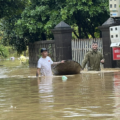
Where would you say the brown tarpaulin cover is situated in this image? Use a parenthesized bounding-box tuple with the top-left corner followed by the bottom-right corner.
(52, 60, 82, 75)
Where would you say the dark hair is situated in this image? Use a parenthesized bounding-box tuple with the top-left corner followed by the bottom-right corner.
(92, 41, 98, 44)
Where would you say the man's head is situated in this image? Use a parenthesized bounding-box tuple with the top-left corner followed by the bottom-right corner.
(41, 48, 48, 58)
(92, 42, 98, 50)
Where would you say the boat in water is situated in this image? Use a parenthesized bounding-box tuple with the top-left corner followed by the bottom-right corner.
(52, 60, 82, 75)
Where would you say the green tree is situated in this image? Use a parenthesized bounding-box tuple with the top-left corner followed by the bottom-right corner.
(47, 0, 109, 38)
(1, 0, 109, 53)
(0, 0, 29, 53)
(0, 45, 9, 58)
(15, 0, 109, 39)
(0, 0, 28, 19)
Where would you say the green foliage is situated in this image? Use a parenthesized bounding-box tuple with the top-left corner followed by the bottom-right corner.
(16, 0, 109, 40)
(1, 0, 109, 53)
(62, 0, 109, 38)
(0, 45, 9, 58)
(0, 0, 29, 53)
(0, 0, 29, 19)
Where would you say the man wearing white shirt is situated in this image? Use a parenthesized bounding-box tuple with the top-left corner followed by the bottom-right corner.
(36, 48, 64, 77)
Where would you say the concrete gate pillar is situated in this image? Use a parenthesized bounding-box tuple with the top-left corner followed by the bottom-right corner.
(52, 21, 73, 61)
(99, 18, 118, 68)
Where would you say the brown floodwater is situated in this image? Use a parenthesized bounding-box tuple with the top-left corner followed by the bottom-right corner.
(0, 60, 120, 120)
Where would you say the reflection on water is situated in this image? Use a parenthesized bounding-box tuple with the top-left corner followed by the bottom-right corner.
(38, 77, 54, 108)
(113, 73, 120, 119)
(0, 60, 120, 119)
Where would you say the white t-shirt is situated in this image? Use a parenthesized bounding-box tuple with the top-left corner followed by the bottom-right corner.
(37, 56, 53, 76)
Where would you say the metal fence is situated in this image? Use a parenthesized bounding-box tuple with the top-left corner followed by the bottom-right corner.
(72, 38, 103, 65)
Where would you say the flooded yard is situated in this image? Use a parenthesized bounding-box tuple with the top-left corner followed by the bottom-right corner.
(0, 60, 120, 120)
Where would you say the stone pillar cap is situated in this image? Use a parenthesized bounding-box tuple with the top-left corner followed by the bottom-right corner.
(98, 18, 116, 30)
(102, 18, 115, 26)
(55, 21, 71, 29)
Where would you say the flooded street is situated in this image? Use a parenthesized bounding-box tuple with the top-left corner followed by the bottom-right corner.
(0, 60, 120, 120)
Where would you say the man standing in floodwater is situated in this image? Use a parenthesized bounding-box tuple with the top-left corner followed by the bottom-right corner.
(36, 48, 64, 77)
(82, 42, 104, 71)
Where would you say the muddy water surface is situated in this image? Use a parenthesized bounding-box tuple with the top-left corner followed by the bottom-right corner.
(0, 60, 120, 120)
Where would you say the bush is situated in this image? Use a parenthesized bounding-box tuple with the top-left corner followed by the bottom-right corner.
(0, 45, 9, 58)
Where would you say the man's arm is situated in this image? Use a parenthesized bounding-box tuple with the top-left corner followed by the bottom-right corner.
(36, 68, 40, 77)
(52, 60, 64, 65)
(82, 53, 89, 69)
(100, 53, 105, 63)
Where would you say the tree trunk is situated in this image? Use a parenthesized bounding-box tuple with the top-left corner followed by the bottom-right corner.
(41, 32, 46, 40)
(82, 23, 89, 38)
(24, 51, 26, 56)
(73, 30, 79, 39)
